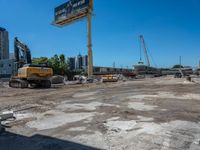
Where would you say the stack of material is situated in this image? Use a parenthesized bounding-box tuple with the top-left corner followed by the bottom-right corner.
(50, 75, 64, 84)
(0, 111, 14, 121)
(186, 76, 192, 82)
(0, 111, 14, 133)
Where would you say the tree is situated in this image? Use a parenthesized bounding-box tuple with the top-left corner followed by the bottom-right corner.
(32, 57, 48, 64)
(172, 65, 183, 69)
(48, 54, 60, 75)
(48, 54, 69, 75)
(59, 54, 69, 75)
(59, 54, 65, 63)
(32, 54, 70, 76)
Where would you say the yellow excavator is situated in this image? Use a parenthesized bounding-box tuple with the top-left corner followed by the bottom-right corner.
(9, 37, 53, 88)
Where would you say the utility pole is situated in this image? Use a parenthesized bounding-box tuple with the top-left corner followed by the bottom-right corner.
(199, 60, 200, 68)
(179, 56, 182, 68)
(113, 62, 116, 68)
(87, 0, 93, 77)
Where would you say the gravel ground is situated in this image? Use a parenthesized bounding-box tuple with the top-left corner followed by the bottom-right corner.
(0, 76, 200, 150)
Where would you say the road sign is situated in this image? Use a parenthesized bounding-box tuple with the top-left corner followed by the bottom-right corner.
(54, 0, 90, 26)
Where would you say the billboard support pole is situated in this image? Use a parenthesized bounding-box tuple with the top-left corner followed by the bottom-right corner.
(87, 0, 93, 77)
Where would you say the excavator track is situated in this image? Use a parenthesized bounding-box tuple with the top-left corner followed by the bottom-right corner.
(41, 80, 51, 88)
(9, 79, 28, 88)
(29, 80, 51, 88)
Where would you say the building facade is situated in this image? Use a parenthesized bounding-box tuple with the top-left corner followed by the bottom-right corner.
(68, 54, 88, 71)
(0, 27, 9, 60)
(9, 52, 15, 59)
(0, 59, 15, 78)
(75, 54, 83, 70)
(69, 57, 75, 70)
(82, 55, 88, 70)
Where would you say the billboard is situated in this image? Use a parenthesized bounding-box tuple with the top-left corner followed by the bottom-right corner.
(54, 0, 90, 26)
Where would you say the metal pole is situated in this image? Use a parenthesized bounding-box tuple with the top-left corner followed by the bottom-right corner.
(87, 0, 93, 77)
(179, 56, 182, 67)
(199, 60, 200, 68)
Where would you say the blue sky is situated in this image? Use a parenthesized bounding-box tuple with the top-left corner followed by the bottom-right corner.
(0, 0, 200, 68)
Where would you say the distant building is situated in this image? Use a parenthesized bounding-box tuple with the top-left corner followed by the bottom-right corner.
(75, 54, 82, 70)
(69, 57, 75, 70)
(0, 27, 9, 60)
(82, 55, 88, 70)
(0, 59, 15, 78)
(9, 52, 15, 59)
(68, 53, 88, 71)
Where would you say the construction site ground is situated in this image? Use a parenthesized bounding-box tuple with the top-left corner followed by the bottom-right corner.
(1, 76, 200, 150)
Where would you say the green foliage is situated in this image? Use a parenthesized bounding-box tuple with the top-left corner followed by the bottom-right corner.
(172, 65, 183, 69)
(32, 57, 48, 64)
(48, 54, 69, 75)
(32, 54, 70, 76)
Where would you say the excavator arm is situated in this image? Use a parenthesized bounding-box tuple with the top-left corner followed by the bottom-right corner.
(14, 37, 32, 69)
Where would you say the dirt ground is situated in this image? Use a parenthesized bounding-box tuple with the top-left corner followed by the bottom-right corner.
(1, 76, 200, 150)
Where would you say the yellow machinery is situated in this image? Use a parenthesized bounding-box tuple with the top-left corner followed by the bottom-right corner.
(9, 38, 53, 88)
(101, 74, 118, 82)
(10, 64, 53, 88)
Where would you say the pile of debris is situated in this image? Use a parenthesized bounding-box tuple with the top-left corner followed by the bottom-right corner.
(0, 80, 4, 88)
(0, 111, 15, 133)
(72, 75, 101, 84)
(50, 75, 64, 84)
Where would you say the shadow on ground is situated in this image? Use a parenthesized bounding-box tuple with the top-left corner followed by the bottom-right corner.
(0, 131, 101, 150)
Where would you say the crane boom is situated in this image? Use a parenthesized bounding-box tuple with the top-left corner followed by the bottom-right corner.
(139, 35, 150, 67)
